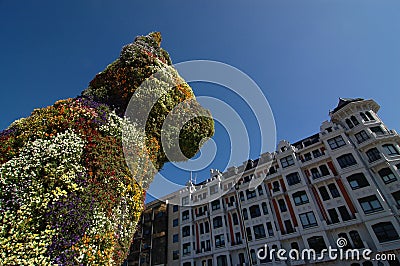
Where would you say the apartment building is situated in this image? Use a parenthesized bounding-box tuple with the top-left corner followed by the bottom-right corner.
(124, 200, 169, 266)
(127, 98, 400, 266)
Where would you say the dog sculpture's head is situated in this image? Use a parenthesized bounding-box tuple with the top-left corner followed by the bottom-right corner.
(82, 32, 214, 170)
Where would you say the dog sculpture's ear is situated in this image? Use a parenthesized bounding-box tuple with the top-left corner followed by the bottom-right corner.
(81, 32, 172, 116)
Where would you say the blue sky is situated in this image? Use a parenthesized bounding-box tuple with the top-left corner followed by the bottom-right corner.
(1, 1, 400, 199)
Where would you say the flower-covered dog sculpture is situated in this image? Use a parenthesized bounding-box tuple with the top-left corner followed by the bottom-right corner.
(0, 32, 214, 265)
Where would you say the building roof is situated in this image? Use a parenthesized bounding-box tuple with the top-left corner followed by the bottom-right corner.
(331, 97, 364, 114)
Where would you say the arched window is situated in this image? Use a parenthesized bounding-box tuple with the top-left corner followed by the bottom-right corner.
(338, 232, 351, 249)
(349, 230, 364, 248)
(346, 118, 354, 129)
(351, 115, 359, 126)
(347, 173, 370, 190)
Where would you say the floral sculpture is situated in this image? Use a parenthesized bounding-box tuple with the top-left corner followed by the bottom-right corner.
(0, 32, 214, 265)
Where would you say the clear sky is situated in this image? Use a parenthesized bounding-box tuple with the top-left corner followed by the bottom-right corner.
(1, 1, 400, 199)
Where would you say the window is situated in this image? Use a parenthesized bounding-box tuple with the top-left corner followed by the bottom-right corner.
(365, 111, 375, 120)
(262, 202, 269, 215)
(232, 213, 239, 225)
(346, 119, 354, 129)
(183, 263, 191, 266)
(291, 242, 300, 251)
(355, 130, 370, 143)
(338, 233, 351, 249)
(358, 195, 383, 214)
(278, 199, 287, 212)
(328, 208, 340, 224)
(383, 144, 399, 156)
(246, 227, 253, 241)
(182, 196, 189, 206)
(328, 183, 340, 198)
(250, 249, 257, 264)
(284, 219, 295, 233)
(378, 168, 397, 184)
(347, 173, 370, 189)
(211, 199, 221, 211)
(351, 116, 359, 126)
(360, 112, 368, 121)
(313, 149, 322, 158)
(307, 236, 327, 253)
(249, 205, 261, 218)
(349, 230, 365, 248)
(239, 191, 244, 201)
(182, 210, 190, 221)
(183, 243, 191, 256)
(213, 216, 223, 229)
(246, 189, 257, 199)
(338, 206, 352, 221)
(204, 221, 210, 233)
(173, 250, 179, 260)
(370, 126, 384, 135)
(311, 168, 321, 179)
(215, 234, 225, 248)
(319, 186, 330, 201)
(173, 205, 179, 212)
(280, 155, 295, 168)
(328, 135, 346, 149)
(200, 223, 204, 234)
(337, 153, 357, 168)
(216, 255, 228, 266)
(266, 222, 274, 236)
(243, 208, 248, 220)
(300, 211, 317, 228)
(173, 234, 179, 243)
(238, 253, 245, 265)
(258, 185, 264, 196)
(173, 218, 179, 227)
(372, 222, 399, 243)
(293, 191, 309, 206)
(210, 184, 218, 195)
(235, 232, 241, 244)
(392, 191, 400, 206)
(182, 226, 190, 237)
(286, 172, 301, 186)
(304, 152, 312, 161)
(272, 181, 280, 192)
(320, 165, 330, 176)
(366, 148, 381, 162)
(253, 224, 266, 239)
